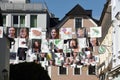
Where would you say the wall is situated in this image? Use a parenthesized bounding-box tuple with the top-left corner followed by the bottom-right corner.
(112, 0, 120, 68)
(50, 66, 98, 80)
(37, 14, 47, 30)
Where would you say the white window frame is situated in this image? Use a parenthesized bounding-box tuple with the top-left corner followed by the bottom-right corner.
(87, 64, 96, 75)
(74, 17, 83, 37)
(12, 15, 25, 27)
(74, 17, 83, 29)
(73, 65, 82, 75)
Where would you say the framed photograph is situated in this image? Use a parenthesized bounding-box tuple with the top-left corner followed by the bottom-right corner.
(60, 28, 72, 39)
(6, 27, 18, 38)
(18, 27, 29, 39)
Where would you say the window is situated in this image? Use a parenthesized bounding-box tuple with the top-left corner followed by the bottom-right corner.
(20, 15, 25, 27)
(73, 67, 81, 75)
(30, 15, 37, 28)
(13, 15, 18, 27)
(75, 17, 82, 34)
(88, 64, 96, 75)
(58, 66, 67, 75)
(3, 15, 6, 26)
(75, 17, 82, 29)
(13, 15, 25, 27)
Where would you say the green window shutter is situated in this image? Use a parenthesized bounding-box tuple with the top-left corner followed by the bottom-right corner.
(30, 15, 37, 28)
(20, 15, 25, 27)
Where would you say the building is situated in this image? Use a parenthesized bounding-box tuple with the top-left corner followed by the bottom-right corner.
(0, 0, 51, 31)
(107, 0, 120, 80)
(47, 4, 100, 80)
(97, 0, 112, 80)
(1, 0, 112, 80)
(111, 0, 120, 68)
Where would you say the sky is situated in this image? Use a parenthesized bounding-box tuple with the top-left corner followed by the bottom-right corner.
(31, 0, 106, 20)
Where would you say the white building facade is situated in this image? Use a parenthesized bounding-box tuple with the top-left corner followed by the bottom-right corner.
(0, 0, 50, 31)
(112, 0, 120, 68)
(108, 0, 120, 80)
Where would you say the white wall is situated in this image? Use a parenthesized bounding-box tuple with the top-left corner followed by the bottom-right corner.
(37, 14, 47, 30)
(6, 14, 12, 27)
(25, 14, 30, 28)
(112, 0, 120, 68)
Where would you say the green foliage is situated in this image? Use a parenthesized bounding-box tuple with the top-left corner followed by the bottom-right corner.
(10, 62, 51, 80)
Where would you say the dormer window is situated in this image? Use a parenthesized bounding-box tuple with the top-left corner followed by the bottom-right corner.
(74, 17, 82, 32)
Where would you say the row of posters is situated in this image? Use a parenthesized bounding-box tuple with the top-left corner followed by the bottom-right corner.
(0, 26, 101, 39)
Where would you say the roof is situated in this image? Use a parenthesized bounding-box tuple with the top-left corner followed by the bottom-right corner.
(66, 4, 91, 17)
(50, 18, 60, 28)
(0, 2, 48, 12)
(99, 1, 111, 26)
(55, 4, 98, 29)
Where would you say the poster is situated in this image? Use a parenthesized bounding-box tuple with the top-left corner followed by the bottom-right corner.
(30, 28, 42, 39)
(0, 27, 3, 38)
(60, 28, 72, 39)
(90, 27, 101, 38)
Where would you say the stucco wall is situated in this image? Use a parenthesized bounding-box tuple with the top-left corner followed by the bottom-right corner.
(50, 66, 98, 80)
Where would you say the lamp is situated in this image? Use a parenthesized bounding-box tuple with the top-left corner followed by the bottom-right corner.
(2, 69, 8, 80)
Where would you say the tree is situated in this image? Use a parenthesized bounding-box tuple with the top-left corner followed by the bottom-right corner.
(10, 62, 51, 80)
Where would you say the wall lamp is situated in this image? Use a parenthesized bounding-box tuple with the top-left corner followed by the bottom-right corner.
(115, 11, 120, 20)
(112, 12, 120, 27)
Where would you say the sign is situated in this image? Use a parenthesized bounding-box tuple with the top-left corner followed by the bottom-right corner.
(90, 27, 101, 38)
(98, 46, 106, 54)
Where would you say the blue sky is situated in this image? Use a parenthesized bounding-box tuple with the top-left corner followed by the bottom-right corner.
(31, 0, 106, 20)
